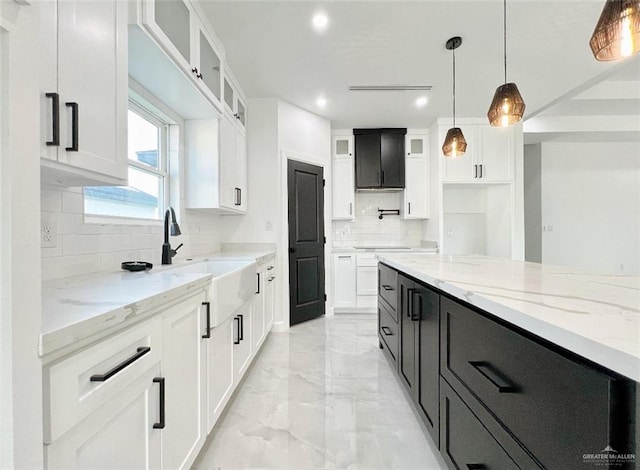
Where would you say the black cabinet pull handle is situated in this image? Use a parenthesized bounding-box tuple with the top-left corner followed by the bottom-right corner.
(202, 301, 211, 339)
(152, 377, 165, 429)
(45, 92, 60, 146)
(197, 73, 203, 80)
(466, 465, 486, 470)
(233, 316, 241, 344)
(267, 266, 274, 271)
(268, 276, 274, 282)
(381, 326, 392, 336)
(65, 102, 79, 152)
(406, 288, 417, 318)
(90, 346, 151, 382)
(408, 202, 411, 215)
(234, 187, 241, 206)
(238, 314, 244, 341)
(381, 284, 393, 291)
(256, 272, 260, 294)
(410, 290, 421, 321)
(191, 67, 198, 75)
(479, 164, 483, 178)
(469, 361, 517, 393)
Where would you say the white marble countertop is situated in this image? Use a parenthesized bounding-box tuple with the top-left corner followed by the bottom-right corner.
(40, 250, 276, 358)
(333, 246, 438, 254)
(378, 254, 640, 382)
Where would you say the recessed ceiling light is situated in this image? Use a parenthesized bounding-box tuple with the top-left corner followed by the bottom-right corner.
(416, 96, 428, 108)
(316, 97, 327, 107)
(312, 12, 329, 31)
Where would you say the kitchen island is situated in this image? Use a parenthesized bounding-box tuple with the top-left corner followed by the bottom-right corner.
(376, 254, 638, 470)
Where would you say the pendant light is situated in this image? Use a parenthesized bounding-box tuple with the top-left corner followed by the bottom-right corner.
(487, 0, 525, 127)
(590, 0, 640, 61)
(442, 36, 467, 158)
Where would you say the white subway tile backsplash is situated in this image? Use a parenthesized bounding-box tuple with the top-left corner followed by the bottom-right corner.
(333, 192, 422, 247)
(42, 186, 223, 280)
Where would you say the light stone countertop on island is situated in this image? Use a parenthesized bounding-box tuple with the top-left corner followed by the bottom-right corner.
(377, 254, 640, 382)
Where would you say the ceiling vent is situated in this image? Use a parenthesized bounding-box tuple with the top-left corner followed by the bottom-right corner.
(349, 85, 433, 91)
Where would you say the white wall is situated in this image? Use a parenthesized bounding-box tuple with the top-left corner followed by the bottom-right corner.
(1, 3, 44, 467)
(541, 141, 640, 275)
(524, 143, 542, 262)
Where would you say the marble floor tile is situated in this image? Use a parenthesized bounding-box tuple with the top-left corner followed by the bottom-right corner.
(193, 314, 447, 470)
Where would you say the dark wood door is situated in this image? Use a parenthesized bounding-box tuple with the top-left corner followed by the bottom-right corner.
(399, 275, 417, 394)
(287, 160, 325, 326)
(416, 283, 440, 445)
(354, 133, 381, 188)
(380, 132, 404, 188)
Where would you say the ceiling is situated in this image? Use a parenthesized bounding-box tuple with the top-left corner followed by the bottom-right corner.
(199, 1, 640, 132)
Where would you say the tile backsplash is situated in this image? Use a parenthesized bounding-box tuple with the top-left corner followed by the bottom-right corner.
(333, 192, 422, 247)
(41, 186, 222, 281)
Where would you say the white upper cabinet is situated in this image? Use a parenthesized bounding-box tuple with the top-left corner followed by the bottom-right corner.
(332, 158, 355, 220)
(333, 135, 354, 158)
(40, 0, 128, 186)
(139, 0, 224, 111)
(403, 134, 430, 219)
(441, 124, 514, 183)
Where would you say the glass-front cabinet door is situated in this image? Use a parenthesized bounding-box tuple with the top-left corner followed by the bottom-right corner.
(195, 22, 222, 105)
(223, 78, 234, 114)
(332, 135, 353, 158)
(148, 0, 192, 69)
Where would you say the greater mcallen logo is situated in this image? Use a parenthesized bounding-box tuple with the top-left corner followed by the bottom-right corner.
(583, 446, 636, 466)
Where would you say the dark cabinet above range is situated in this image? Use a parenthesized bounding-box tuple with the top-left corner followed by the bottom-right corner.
(354, 128, 406, 189)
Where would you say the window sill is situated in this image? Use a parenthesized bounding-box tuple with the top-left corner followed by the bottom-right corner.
(84, 214, 163, 227)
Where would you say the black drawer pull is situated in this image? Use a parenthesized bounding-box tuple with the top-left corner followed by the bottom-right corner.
(469, 361, 517, 393)
(152, 377, 165, 429)
(267, 266, 274, 271)
(466, 465, 486, 470)
(256, 272, 260, 294)
(381, 284, 394, 291)
(381, 326, 392, 336)
(90, 346, 151, 382)
(238, 314, 244, 341)
(202, 301, 211, 339)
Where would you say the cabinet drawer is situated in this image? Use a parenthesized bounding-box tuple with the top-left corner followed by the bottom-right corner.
(378, 301, 398, 363)
(378, 263, 398, 315)
(440, 379, 519, 470)
(440, 298, 636, 469)
(44, 318, 163, 443)
(356, 253, 378, 267)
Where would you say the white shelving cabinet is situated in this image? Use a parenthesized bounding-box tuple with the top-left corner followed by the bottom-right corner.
(403, 134, 430, 219)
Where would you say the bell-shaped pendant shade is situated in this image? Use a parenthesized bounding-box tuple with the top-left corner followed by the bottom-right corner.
(487, 82, 526, 127)
(442, 127, 467, 158)
(590, 0, 640, 61)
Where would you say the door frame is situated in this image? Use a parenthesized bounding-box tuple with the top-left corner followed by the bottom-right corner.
(278, 149, 332, 330)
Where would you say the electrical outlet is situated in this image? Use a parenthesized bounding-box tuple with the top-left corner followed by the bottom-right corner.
(41, 218, 57, 248)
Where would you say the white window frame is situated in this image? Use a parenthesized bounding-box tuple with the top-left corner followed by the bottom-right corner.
(84, 98, 170, 224)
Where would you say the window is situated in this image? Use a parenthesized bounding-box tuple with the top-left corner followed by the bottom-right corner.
(84, 101, 169, 221)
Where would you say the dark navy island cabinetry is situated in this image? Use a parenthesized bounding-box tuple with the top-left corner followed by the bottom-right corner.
(378, 262, 637, 470)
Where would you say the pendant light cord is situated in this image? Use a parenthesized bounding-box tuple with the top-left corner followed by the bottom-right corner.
(452, 45, 456, 128)
(503, 0, 507, 84)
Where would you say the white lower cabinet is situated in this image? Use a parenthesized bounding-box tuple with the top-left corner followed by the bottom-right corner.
(334, 254, 357, 308)
(252, 269, 266, 353)
(205, 313, 234, 431)
(161, 300, 206, 470)
(45, 363, 162, 469)
(264, 266, 276, 332)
